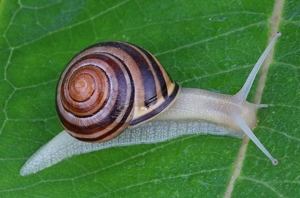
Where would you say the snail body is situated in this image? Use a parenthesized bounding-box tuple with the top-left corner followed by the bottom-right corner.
(20, 33, 281, 176)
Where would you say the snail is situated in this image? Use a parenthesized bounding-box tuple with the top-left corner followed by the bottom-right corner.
(20, 32, 281, 176)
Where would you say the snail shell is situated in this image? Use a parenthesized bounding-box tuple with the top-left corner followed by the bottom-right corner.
(56, 41, 179, 142)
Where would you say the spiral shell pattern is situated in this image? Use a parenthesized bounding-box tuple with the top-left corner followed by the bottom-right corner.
(56, 41, 180, 142)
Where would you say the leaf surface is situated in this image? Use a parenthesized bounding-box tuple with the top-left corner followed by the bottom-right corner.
(0, 0, 297, 197)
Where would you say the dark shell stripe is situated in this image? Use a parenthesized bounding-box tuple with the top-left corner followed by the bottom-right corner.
(133, 44, 169, 99)
(57, 53, 135, 139)
(60, 56, 110, 117)
(97, 41, 179, 126)
(98, 41, 158, 106)
(130, 83, 180, 126)
(76, 53, 136, 141)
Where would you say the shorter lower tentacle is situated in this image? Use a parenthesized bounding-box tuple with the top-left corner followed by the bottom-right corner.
(232, 113, 278, 165)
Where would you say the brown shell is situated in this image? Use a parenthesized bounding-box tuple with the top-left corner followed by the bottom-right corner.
(56, 41, 180, 142)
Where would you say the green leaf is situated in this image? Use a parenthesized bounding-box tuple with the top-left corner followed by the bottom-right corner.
(0, 0, 297, 197)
